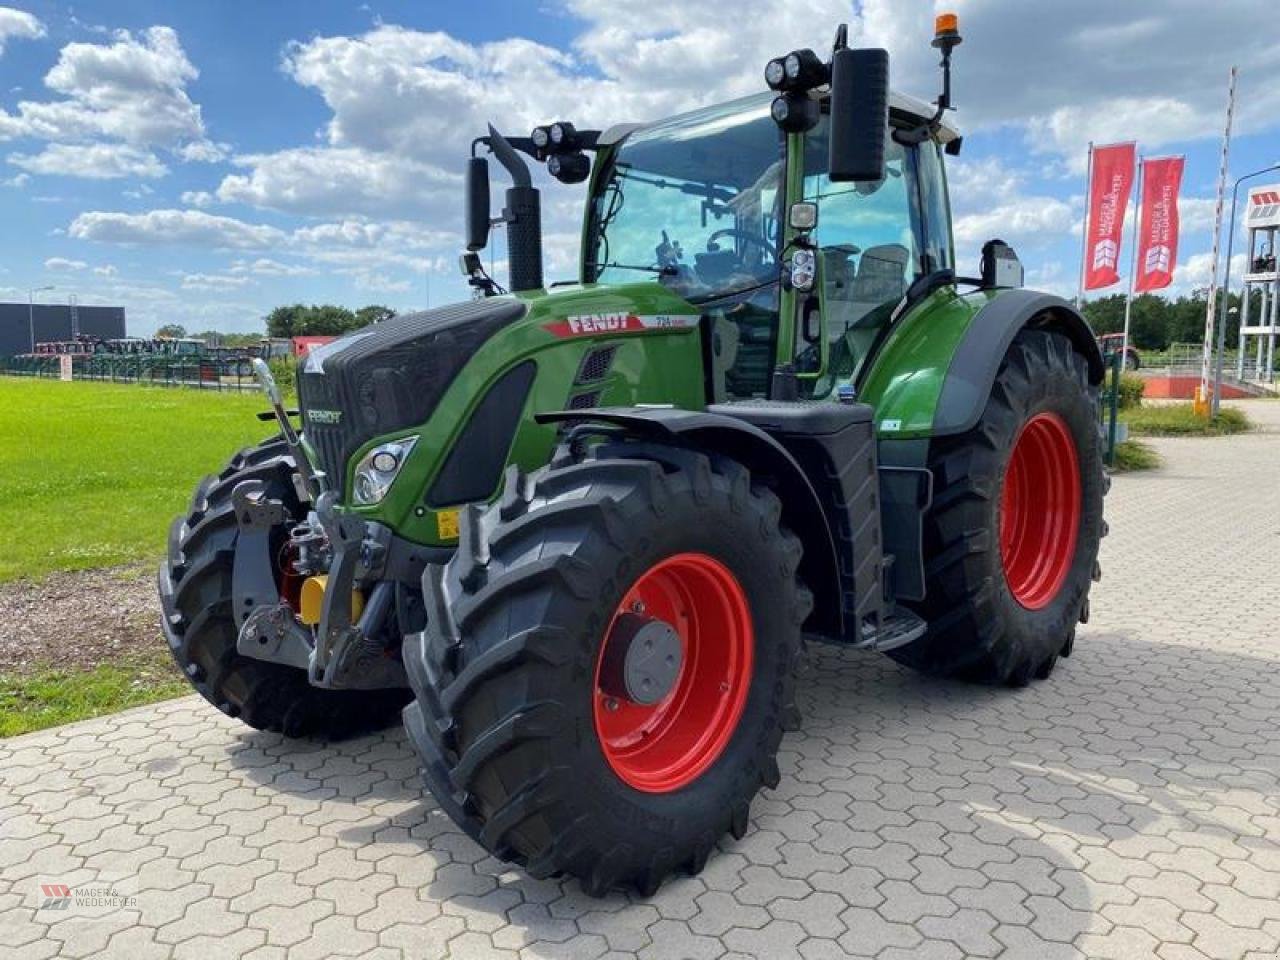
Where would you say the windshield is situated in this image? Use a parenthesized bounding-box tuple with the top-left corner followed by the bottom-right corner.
(588, 95, 784, 302)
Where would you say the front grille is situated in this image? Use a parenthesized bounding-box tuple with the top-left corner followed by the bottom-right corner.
(297, 298, 527, 496)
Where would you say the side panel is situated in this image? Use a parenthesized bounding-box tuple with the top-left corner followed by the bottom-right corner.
(351, 282, 707, 547)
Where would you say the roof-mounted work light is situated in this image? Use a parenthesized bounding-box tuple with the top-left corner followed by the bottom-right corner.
(783, 48, 827, 88)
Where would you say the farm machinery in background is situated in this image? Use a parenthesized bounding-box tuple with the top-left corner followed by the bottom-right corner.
(160, 14, 1108, 895)
(10, 333, 335, 381)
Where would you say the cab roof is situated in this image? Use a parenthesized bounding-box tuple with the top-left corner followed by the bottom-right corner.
(600, 89, 961, 149)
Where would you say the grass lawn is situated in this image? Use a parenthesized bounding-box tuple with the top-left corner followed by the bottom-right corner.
(0, 378, 272, 583)
(1110, 440, 1161, 472)
(0, 650, 189, 738)
(1122, 403, 1250, 437)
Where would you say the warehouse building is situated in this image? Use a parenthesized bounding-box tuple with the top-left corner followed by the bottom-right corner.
(0, 302, 127, 356)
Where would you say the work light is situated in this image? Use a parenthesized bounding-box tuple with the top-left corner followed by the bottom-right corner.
(548, 151, 590, 183)
(530, 126, 550, 150)
(764, 58, 787, 90)
(783, 48, 827, 87)
(549, 122, 576, 147)
(770, 93, 819, 133)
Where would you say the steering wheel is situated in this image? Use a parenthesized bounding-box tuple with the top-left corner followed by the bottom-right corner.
(706, 228, 776, 264)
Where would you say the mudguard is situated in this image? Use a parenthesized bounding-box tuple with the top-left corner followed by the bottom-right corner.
(536, 406, 848, 639)
(933, 289, 1104, 437)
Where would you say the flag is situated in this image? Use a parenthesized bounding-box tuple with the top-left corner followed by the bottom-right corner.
(1134, 156, 1184, 292)
(1084, 142, 1136, 290)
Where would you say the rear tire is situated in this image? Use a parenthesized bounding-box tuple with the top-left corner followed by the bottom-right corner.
(403, 444, 810, 896)
(158, 438, 408, 738)
(889, 329, 1106, 685)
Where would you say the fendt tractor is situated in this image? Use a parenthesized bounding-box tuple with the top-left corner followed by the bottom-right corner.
(160, 15, 1106, 895)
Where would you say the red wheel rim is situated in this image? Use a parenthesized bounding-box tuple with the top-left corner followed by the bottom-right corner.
(593, 552, 753, 793)
(999, 412, 1082, 610)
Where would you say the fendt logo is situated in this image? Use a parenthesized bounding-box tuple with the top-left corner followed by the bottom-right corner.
(542, 313, 699, 338)
(40, 884, 72, 910)
(1143, 245, 1172, 275)
(1092, 239, 1119, 272)
(305, 408, 342, 425)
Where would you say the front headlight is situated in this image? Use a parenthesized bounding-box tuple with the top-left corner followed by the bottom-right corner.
(352, 437, 418, 505)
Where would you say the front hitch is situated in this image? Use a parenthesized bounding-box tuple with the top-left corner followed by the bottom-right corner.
(229, 480, 407, 691)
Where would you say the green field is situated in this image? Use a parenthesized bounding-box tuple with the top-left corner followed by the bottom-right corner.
(0, 378, 273, 583)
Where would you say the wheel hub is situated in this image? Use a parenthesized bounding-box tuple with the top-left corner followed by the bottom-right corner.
(599, 613, 684, 706)
(999, 411, 1082, 610)
(592, 552, 753, 793)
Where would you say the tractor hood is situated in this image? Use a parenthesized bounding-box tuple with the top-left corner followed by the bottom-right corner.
(297, 297, 528, 494)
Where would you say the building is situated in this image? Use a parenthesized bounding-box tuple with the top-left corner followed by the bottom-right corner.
(0, 302, 127, 357)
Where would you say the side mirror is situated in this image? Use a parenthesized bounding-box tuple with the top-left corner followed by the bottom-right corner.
(465, 156, 491, 252)
(828, 47, 889, 183)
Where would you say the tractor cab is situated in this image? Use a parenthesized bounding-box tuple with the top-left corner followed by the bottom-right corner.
(579, 88, 960, 400)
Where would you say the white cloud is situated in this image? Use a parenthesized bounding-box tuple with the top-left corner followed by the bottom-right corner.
(44, 256, 87, 271)
(180, 189, 214, 207)
(947, 155, 1077, 271)
(229, 257, 317, 277)
(217, 145, 458, 219)
(2, 170, 27, 187)
(9, 141, 168, 179)
(180, 271, 250, 291)
(92, 264, 117, 276)
(69, 208, 287, 249)
(0, 7, 44, 57)
(0, 26, 223, 180)
(175, 139, 229, 163)
(350, 270, 412, 294)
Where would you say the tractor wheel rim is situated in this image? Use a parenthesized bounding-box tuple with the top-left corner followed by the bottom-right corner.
(593, 552, 753, 793)
(999, 412, 1082, 610)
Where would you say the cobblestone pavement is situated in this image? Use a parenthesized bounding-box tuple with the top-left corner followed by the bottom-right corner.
(3, 401, 1279, 960)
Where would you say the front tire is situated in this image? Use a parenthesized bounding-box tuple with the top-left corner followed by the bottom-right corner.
(158, 438, 408, 738)
(889, 329, 1106, 686)
(403, 444, 810, 896)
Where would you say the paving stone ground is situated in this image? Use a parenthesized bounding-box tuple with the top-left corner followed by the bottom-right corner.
(3, 401, 1279, 960)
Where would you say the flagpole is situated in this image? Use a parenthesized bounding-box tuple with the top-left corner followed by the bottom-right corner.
(1121, 156, 1144, 365)
(1077, 141, 1094, 308)
(1198, 65, 1237, 414)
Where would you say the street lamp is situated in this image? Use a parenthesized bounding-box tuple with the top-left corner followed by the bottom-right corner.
(28, 285, 54, 353)
(1212, 161, 1280, 414)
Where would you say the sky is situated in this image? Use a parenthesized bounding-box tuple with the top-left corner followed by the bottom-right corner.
(0, 0, 1277, 336)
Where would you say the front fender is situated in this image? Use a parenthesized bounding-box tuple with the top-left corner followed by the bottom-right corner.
(536, 406, 846, 639)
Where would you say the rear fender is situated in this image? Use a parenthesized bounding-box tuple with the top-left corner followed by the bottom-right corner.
(536, 407, 845, 638)
(933, 289, 1104, 437)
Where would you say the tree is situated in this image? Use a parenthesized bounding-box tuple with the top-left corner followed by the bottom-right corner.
(266, 304, 305, 338)
(155, 323, 187, 338)
(302, 304, 359, 335)
(356, 304, 396, 327)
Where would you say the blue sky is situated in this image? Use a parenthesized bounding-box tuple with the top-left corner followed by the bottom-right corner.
(1, 1, 1277, 335)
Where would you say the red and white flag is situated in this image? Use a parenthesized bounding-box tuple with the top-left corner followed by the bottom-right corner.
(1134, 156, 1184, 292)
(1084, 142, 1137, 290)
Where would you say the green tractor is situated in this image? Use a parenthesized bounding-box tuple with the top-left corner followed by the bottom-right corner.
(159, 17, 1105, 896)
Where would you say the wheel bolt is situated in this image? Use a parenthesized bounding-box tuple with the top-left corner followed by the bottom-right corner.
(604, 696, 620, 712)
(631, 600, 646, 614)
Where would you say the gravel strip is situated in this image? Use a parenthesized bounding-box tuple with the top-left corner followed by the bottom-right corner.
(0, 565, 163, 675)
